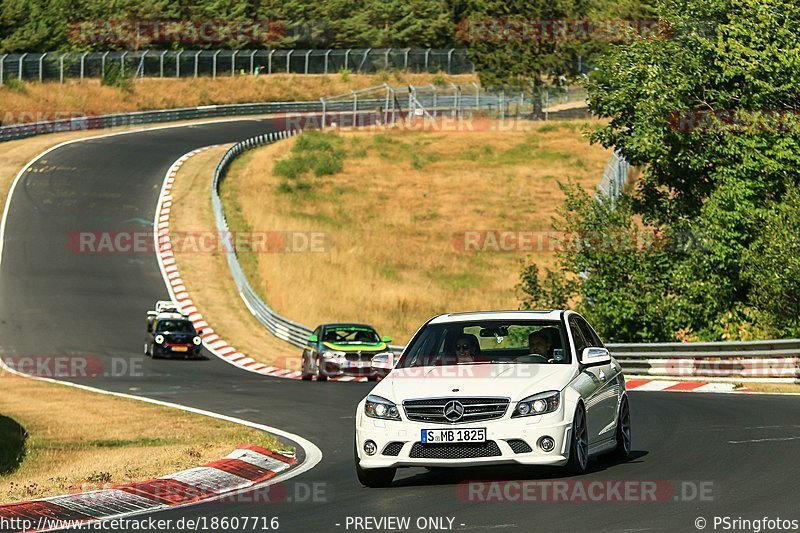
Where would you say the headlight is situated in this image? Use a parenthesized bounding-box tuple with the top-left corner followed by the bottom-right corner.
(193, 336, 202, 345)
(512, 390, 560, 418)
(323, 350, 346, 359)
(364, 394, 400, 420)
(154, 334, 165, 344)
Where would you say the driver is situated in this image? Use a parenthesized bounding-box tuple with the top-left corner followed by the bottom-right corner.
(528, 330, 551, 357)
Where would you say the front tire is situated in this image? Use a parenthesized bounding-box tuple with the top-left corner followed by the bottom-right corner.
(316, 357, 328, 382)
(610, 395, 632, 460)
(300, 354, 313, 380)
(565, 403, 589, 475)
(354, 443, 395, 488)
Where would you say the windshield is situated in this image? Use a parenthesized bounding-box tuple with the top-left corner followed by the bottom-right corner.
(156, 320, 195, 333)
(322, 326, 381, 344)
(397, 319, 569, 367)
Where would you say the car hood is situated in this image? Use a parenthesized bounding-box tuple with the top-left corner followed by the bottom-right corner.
(374, 363, 577, 402)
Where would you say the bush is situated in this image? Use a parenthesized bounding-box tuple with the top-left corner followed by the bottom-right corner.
(101, 62, 133, 91)
(3, 75, 26, 93)
(273, 131, 345, 186)
(339, 68, 351, 83)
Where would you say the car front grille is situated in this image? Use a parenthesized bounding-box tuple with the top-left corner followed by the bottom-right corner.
(382, 442, 404, 456)
(403, 397, 509, 424)
(345, 351, 381, 361)
(506, 439, 532, 454)
(409, 441, 502, 459)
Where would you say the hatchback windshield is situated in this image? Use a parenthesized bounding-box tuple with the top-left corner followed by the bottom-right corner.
(397, 320, 569, 367)
(156, 320, 195, 333)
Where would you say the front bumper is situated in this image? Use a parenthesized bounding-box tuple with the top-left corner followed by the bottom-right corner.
(321, 357, 377, 378)
(355, 407, 572, 469)
(158, 344, 202, 357)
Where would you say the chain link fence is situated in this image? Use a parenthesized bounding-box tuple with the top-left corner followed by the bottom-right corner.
(0, 49, 474, 84)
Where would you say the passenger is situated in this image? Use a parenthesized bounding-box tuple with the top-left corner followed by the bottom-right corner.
(454, 334, 480, 363)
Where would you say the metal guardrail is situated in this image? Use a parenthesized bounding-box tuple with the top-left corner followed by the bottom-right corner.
(0, 49, 474, 84)
(0, 83, 515, 144)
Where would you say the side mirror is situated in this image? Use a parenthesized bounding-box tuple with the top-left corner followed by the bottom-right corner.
(581, 347, 611, 366)
(199, 329, 206, 336)
(308, 334, 318, 343)
(381, 336, 392, 343)
(371, 352, 395, 377)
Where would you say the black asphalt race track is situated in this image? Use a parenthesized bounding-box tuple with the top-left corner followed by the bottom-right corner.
(0, 120, 797, 532)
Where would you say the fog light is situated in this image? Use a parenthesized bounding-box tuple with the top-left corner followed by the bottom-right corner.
(539, 436, 555, 452)
(363, 440, 377, 456)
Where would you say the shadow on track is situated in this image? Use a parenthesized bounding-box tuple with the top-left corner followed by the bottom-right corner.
(391, 450, 649, 488)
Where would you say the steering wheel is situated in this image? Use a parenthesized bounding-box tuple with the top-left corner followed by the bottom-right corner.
(515, 353, 550, 363)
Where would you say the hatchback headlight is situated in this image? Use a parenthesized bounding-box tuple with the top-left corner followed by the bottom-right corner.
(364, 394, 400, 420)
(512, 390, 560, 418)
(323, 350, 346, 359)
(154, 334, 165, 345)
(193, 336, 202, 345)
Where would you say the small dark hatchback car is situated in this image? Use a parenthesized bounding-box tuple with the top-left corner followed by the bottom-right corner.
(145, 305, 203, 359)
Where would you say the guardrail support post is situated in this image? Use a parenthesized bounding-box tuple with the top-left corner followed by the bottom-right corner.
(352, 90, 357, 128)
(321, 98, 327, 129)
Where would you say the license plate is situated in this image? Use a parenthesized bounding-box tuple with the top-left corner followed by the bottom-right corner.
(171, 346, 188, 352)
(421, 428, 486, 444)
(345, 360, 370, 368)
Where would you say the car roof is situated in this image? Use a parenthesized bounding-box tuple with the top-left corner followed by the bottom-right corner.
(428, 310, 564, 324)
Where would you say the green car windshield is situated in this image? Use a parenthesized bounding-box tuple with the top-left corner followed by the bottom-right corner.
(322, 327, 381, 344)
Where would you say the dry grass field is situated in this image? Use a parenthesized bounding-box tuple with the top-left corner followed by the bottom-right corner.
(0, 73, 476, 125)
(221, 120, 612, 343)
(0, 374, 281, 503)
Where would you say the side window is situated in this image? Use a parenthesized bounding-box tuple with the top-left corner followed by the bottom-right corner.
(568, 316, 588, 356)
(577, 318, 603, 348)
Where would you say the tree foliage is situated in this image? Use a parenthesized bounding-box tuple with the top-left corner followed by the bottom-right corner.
(522, 0, 800, 341)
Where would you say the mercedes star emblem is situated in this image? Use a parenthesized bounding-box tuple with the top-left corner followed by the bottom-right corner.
(443, 400, 465, 422)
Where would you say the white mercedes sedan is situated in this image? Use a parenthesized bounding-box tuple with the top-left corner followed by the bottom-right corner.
(354, 310, 631, 487)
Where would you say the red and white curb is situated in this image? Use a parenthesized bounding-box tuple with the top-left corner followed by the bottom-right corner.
(154, 147, 369, 382)
(625, 378, 752, 393)
(0, 445, 295, 533)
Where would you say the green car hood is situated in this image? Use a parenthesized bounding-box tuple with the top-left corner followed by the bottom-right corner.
(323, 341, 387, 352)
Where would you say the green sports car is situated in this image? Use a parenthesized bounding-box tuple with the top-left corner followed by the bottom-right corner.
(301, 323, 393, 381)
